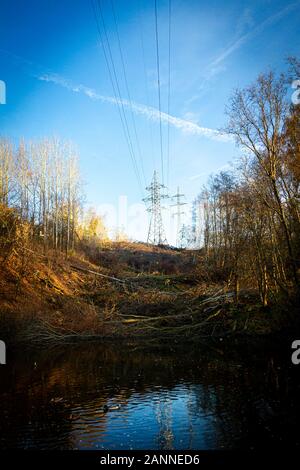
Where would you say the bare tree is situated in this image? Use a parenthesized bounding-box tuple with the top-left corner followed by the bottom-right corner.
(226, 71, 299, 288)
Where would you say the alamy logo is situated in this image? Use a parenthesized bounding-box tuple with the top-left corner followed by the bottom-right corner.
(0, 340, 6, 364)
(0, 80, 6, 104)
(291, 340, 300, 365)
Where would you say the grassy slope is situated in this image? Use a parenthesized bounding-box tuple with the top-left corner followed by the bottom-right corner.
(0, 241, 292, 343)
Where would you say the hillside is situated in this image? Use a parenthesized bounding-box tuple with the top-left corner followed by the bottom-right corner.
(1, 232, 294, 344)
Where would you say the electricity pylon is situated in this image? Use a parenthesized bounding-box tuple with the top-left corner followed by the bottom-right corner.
(143, 171, 168, 245)
(171, 186, 187, 247)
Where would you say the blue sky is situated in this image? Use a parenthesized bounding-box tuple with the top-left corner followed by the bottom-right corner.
(0, 0, 299, 241)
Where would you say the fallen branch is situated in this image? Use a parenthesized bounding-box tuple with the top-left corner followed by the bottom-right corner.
(70, 264, 180, 296)
(70, 264, 126, 284)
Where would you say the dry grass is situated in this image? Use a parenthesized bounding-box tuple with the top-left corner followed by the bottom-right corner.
(0, 213, 283, 344)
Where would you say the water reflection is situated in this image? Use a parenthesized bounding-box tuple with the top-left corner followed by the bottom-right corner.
(0, 340, 299, 449)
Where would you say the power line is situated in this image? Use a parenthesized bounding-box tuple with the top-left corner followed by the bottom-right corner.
(138, 1, 155, 173)
(91, 0, 144, 197)
(96, 0, 143, 191)
(92, 0, 141, 188)
(154, 0, 164, 186)
(110, 0, 146, 186)
(166, 0, 172, 188)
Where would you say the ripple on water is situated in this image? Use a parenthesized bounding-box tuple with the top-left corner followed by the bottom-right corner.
(0, 342, 299, 449)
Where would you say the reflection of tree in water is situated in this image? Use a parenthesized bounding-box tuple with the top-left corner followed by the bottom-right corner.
(182, 353, 300, 449)
(154, 395, 173, 449)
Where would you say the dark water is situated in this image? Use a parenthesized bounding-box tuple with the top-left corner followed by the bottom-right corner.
(0, 339, 300, 450)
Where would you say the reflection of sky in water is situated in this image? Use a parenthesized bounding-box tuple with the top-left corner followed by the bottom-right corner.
(1, 342, 299, 450)
(70, 385, 217, 450)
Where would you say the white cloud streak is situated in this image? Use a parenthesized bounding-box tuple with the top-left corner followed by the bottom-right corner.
(189, 163, 231, 181)
(38, 73, 232, 143)
(207, 1, 300, 73)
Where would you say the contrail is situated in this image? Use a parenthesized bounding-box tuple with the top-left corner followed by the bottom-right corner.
(38, 73, 231, 143)
(207, 1, 300, 74)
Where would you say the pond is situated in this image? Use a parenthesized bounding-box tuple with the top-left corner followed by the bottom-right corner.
(0, 339, 299, 449)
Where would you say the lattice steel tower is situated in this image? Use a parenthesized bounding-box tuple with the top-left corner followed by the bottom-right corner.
(143, 171, 168, 245)
(171, 186, 187, 247)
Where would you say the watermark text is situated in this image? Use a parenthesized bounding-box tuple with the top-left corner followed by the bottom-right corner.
(291, 340, 300, 365)
(0, 340, 6, 364)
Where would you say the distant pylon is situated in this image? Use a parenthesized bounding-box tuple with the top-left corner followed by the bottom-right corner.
(143, 171, 168, 245)
(171, 186, 187, 247)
